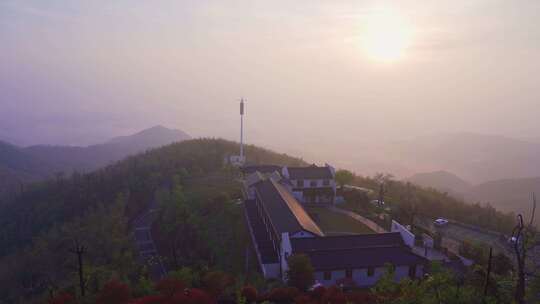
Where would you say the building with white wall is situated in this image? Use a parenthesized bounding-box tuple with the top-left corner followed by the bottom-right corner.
(283, 233, 426, 287)
(242, 163, 337, 205)
(243, 171, 428, 287)
(282, 164, 337, 204)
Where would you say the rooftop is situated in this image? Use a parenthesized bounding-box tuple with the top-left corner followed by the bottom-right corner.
(291, 233, 427, 270)
(254, 179, 324, 237)
(291, 232, 404, 252)
(287, 165, 333, 180)
(243, 165, 282, 175)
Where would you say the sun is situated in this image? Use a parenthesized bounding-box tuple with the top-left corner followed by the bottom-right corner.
(360, 7, 413, 62)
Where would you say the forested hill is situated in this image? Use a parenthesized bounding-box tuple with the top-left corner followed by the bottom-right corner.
(0, 138, 304, 302)
(0, 126, 190, 196)
(0, 138, 517, 302)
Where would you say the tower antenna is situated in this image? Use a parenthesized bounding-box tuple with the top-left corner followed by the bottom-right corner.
(240, 98, 245, 160)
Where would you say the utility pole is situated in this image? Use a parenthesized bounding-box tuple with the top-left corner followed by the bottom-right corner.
(512, 193, 537, 304)
(483, 247, 493, 299)
(513, 215, 525, 304)
(70, 239, 86, 298)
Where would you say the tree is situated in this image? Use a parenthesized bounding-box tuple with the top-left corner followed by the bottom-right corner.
(201, 271, 234, 298)
(169, 267, 199, 287)
(512, 193, 537, 304)
(286, 254, 314, 291)
(48, 292, 77, 304)
(96, 280, 131, 304)
(241, 285, 257, 303)
(373, 173, 393, 207)
(155, 277, 186, 298)
(335, 170, 354, 189)
(492, 252, 513, 276)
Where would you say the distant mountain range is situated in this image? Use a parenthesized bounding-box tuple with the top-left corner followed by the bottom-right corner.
(407, 170, 540, 225)
(358, 133, 540, 183)
(0, 126, 190, 194)
(407, 171, 471, 196)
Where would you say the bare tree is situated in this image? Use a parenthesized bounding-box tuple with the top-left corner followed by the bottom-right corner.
(69, 239, 86, 298)
(512, 193, 537, 304)
(373, 173, 393, 206)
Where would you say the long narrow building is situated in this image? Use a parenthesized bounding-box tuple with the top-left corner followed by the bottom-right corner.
(243, 167, 427, 287)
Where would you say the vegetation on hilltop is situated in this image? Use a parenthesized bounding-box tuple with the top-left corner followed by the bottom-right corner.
(0, 138, 303, 302)
(0, 138, 535, 302)
(337, 169, 516, 234)
(0, 126, 191, 197)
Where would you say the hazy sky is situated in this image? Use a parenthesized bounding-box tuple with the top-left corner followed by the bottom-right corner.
(1, 0, 540, 151)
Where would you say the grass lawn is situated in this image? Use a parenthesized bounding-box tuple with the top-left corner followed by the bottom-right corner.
(306, 207, 375, 235)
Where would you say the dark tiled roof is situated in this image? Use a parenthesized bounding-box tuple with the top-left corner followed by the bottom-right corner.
(300, 246, 427, 270)
(291, 233, 427, 270)
(287, 165, 333, 180)
(291, 233, 405, 252)
(255, 179, 323, 237)
(245, 200, 279, 264)
(243, 165, 282, 175)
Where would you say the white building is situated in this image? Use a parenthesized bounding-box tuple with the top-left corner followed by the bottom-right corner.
(243, 172, 427, 287)
(242, 164, 337, 205)
(282, 164, 337, 205)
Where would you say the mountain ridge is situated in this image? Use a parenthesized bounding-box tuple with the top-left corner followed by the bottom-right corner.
(0, 126, 191, 194)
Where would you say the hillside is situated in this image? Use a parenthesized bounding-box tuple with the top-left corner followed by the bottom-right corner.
(352, 133, 540, 183)
(0, 138, 305, 302)
(0, 126, 190, 195)
(405, 171, 540, 226)
(465, 177, 540, 225)
(0, 141, 53, 193)
(406, 170, 471, 194)
(0, 138, 521, 302)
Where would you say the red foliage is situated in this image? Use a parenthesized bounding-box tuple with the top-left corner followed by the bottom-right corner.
(155, 278, 186, 297)
(315, 286, 345, 304)
(201, 271, 234, 298)
(172, 288, 214, 304)
(310, 286, 326, 300)
(241, 285, 258, 303)
(257, 285, 376, 304)
(294, 294, 313, 304)
(267, 287, 300, 303)
(130, 288, 214, 304)
(345, 291, 376, 304)
(129, 295, 165, 304)
(96, 279, 131, 304)
(48, 292, 77, 304)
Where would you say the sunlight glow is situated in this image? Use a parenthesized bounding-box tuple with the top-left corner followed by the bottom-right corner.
(360, 7, 413, 62)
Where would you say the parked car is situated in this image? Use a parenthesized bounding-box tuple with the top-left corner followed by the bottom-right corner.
(370, 199, 385, 206)
(434, 218, 449, 226)
(508, 236, 520, 244)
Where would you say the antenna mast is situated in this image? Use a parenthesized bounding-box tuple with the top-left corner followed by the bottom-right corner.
(240, 98, 245, 160)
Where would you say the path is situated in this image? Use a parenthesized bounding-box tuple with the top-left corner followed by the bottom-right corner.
(415, 216, 512, 257)
(133, 200, 167, 280)
(326, 205, 388, 233)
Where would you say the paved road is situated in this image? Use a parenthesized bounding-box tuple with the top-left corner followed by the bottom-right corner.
(133, 200, 167, 280)
(415, 217, 512, 257)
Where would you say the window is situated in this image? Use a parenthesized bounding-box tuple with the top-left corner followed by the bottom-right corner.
(346, 269, 353, 278)
(310, 180, 317, 187)
(323, 271, 332, 280)
(297, 179, 304, 187)
(409, 265, 417, 278)
(323, 179, 330, 186)
(367, 267, 374, 277)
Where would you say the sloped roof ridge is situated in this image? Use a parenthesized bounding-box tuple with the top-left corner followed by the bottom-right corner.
(270, 179, 324, 236)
